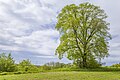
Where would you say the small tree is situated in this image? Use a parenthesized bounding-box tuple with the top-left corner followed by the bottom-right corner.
(18, 59, 33, 72)
(55, 2, 111, 68)
(0, 53, 17, 72)
(111, 63, 120, 68)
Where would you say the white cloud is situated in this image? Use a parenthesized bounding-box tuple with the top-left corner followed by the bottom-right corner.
(0, 0, 60, 56)
(14, 29, 59, 55)
(36, 55, 56, 59)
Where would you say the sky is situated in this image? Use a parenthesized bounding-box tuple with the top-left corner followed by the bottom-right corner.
(0, 0, 120, 66)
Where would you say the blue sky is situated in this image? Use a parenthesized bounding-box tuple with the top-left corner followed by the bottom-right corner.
(0, 0, 120, 66)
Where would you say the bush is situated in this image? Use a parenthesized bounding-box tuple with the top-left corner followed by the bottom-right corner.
(0, 53, 17, 72)
(14, 71, 23, 74)
(111, 63, 120, 68)
(0, 72, 8, 75)
(41, 65, 52, 70)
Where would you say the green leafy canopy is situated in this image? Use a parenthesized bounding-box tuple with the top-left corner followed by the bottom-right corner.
(55, 2, 111, 68)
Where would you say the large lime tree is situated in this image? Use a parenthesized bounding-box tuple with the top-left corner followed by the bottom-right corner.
(55, 2, 111, 68)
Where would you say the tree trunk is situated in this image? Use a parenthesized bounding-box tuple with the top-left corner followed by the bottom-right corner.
(82, 54, 87, 68)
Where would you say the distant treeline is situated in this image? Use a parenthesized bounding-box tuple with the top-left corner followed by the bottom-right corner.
(0, 53, 73, 73)
(0, 53, 120, 74)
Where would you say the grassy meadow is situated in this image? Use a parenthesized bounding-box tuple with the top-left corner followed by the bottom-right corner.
(0, 72, 120, 80)
(0, 53, 120, 80)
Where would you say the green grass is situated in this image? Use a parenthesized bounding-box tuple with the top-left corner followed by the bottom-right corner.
(0, 72, 120, 80)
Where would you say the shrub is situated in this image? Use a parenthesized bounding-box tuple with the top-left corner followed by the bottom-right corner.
(0, 72, 8, 75)
(0, 53, 17, 72)
(14, 71, 23, 74)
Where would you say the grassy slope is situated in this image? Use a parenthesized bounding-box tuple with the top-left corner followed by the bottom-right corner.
(0, 72, 120, 80)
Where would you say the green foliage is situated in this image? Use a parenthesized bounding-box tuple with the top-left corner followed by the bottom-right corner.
(19, 59, 31, 67)
(0, 72, 8, 75)
(44, 62, 70, 69)
(18, 59, 38, 72)
(0, 53, 17, 72)
(111, 63, 120, 68)
(55, 2, 111, 68)
(14, 71, 23, 74)
(42, 62, 74, 71)
(27, 65, 39, 72)
(41, 65, 52, 70)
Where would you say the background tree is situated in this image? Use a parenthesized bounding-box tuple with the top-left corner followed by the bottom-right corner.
(0, 53, 17, 72)
(111, 63, 120, 68)
(55, 2, 111, 68)
(18, 59, 32, 72)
